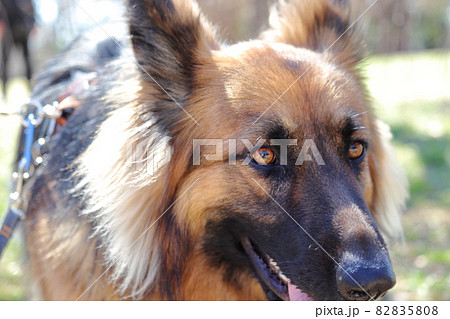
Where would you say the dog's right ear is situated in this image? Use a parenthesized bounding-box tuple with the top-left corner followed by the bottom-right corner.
(127, 0, 219, 109)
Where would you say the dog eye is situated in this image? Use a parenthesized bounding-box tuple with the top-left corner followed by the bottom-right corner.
(348, 142, 365, 160)
(251, 148, 276, 165)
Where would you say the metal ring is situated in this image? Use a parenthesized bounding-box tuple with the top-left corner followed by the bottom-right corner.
(20, 99, 44, 127)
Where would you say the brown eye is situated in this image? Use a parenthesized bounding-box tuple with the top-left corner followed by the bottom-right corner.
(252, 148, 276, 165)
(348, 142, 365, 160)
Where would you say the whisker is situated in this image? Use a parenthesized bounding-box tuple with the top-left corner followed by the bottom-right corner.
(350, 111, 369, 119)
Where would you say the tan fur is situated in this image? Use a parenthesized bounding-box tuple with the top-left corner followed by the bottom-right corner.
(180, 249, 266, 300)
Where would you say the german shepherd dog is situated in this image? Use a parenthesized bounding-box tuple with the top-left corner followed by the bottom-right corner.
(23, 0, 408, 300)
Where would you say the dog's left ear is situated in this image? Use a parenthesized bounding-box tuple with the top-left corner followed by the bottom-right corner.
(261, 0, 363, 73)
(369, 120, 408, 243)
(127, 0, 219, 109)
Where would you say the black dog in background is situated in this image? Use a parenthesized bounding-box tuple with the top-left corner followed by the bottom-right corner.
(0, 0, 34, 95)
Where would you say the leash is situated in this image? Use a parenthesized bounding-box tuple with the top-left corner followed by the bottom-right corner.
(0, 100, 61, 257)
(0, 72, 95, 258)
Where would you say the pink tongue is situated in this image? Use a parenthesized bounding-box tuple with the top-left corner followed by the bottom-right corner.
(288, 282, 314, 301)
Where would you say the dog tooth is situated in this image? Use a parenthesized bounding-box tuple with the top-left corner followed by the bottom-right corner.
(279, 273, 289, 282)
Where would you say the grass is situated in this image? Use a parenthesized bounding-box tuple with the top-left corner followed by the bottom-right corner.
(0, 51, 449, 300)
(364, 50, 450, 300)
(0, 238, 26, 300)
(0, 78, 28, 300)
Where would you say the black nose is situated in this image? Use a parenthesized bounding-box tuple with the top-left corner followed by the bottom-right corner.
(336, 253, 396, 301)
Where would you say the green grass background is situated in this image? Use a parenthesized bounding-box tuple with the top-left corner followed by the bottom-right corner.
(0, 50, 449, 300)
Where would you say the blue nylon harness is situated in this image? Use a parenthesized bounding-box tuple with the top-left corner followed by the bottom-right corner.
(0, 101, 60, 257)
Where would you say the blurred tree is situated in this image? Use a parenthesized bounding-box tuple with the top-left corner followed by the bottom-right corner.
(198, 0, 450, 53)
(198, 0, 271, 43)
(414, 0, 449, 50)
(30, 0, 450, 63)
(350, 0, 449, 53)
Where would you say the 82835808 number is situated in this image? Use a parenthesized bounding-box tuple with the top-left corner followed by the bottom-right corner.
(376, 306, 438, 316)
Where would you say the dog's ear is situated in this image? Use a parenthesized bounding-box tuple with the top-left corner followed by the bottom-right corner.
(369, 120, 408, 243)
(261, 0, 363, 72)
(127, 0, 219, 109)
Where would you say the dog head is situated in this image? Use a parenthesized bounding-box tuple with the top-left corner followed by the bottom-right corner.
(81, 0, 408, 300)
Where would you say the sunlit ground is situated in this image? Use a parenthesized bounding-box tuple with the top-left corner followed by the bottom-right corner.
(365, 51, 450, 301)
(0, 78, 27, 300)
(0, 50, 449, 300)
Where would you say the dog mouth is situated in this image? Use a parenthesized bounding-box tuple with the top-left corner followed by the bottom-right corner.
(241, 238, 314, 301)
